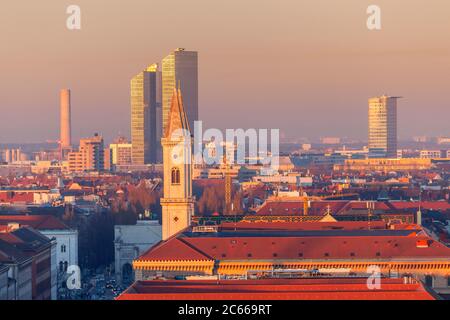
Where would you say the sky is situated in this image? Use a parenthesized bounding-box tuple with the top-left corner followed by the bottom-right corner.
(0, 0, 449, 144)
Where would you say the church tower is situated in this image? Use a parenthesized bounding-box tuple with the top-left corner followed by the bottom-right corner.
(160, 87, 195, 240)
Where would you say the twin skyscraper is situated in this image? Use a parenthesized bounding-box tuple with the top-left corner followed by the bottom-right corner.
(130, 48, 198, 165)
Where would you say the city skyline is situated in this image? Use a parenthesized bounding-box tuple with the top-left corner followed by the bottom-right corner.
(1, 0, 450, 305)
(1, 0, 450, 144)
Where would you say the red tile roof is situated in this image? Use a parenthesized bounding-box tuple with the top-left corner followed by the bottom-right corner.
(390, 201, 450, 211)
(0, 192, 34, 203)
(256, 200, 450, 216)
(136, 230, 450, 262)
(0, 215, 69, 230)
(138, 238, 213, 261)
(220, 221, 389, 231)
(117, 278, 436, 300)
(182, 235, 449, 261)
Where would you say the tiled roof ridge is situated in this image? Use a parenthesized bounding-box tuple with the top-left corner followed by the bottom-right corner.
(178, 237, 215, 261)
(137, 236, 213, 262)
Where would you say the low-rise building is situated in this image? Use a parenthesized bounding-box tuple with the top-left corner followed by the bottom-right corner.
(334, 158, 432, 172)
(419, 150, 448, 159)
(0, 215, 77, 297)
(1, 227, 56, 300)
(0, 235, 33, 300)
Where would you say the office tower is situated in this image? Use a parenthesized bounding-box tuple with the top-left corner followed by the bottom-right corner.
(104, 147, 112, 171)
(155, 68, 163, 163)
(60, 89, 72, 148)
(131, 64, 158, 164)
(368, 95, 399, 158)
(161, 48, 198, 135)
(68, 134, 104, 172)
(110, 137, 132, 166)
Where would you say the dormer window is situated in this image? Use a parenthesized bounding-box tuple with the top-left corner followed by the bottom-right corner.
(171, 167, 180, 185)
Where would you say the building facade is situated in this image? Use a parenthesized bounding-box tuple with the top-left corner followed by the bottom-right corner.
(114, 220, 161, 285)
(68, 134, 105, 172)
(419, 150, 448, 159)
(334, 158, 432, 172)
(110, 138, 132, 167)
(161, 48, 198, 133)
(131, 64, 159, 165)
(368, 96, 399, 158)
(0, 243, 33, 300)
(0, 263, 8, 299)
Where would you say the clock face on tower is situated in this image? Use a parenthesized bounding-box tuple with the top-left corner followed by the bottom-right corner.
(171, 147, 183, 164)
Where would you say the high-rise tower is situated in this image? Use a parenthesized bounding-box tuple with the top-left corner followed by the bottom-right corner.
(161, 48, 198, 134)
(160, 87, 194, 241)
(131, 64, 159, 164)
(368, 95, 399, 158)
(60, 89, 72, 148)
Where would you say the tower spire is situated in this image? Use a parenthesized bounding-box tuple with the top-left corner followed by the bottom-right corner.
(164, 85, 191, 139)
(160, 81, 194, 241)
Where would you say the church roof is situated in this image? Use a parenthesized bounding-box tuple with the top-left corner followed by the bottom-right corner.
(135, 226, 450, 262)
(137, 237, 213, 262)
(164, 87, 191, 139)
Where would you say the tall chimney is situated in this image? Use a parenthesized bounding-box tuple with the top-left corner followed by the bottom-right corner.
(60, 89, 72, 148)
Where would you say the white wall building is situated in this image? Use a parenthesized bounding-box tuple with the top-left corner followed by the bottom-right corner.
(41, 228, 78, 274)
(0, 215, 78, 286)
(0, 244, 33, 300)
(419, 150, 445, 159)
(114, 220, 161, 284)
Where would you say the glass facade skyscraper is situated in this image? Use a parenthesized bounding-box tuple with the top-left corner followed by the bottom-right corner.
(368, 95, 399, 158)
(161, 48, 198, 134)
(131, 64, 158, 164)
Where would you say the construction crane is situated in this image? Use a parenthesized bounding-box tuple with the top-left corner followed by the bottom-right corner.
(223, 156, 232, 214)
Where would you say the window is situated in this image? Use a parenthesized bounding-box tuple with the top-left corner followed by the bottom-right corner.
(425, 275, 433, 288)
(61, 244, 66, 253)
(171, 167, 180, 185)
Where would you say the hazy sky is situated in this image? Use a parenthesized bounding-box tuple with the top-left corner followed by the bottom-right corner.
(1, 0, 449, 143)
